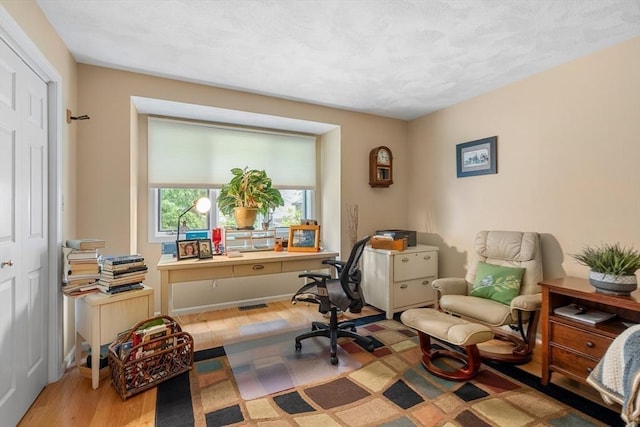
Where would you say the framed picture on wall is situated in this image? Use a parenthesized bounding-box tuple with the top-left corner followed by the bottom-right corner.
(288, 225, 320, 252)
(456, 136, 497, 178)
(177, 240, 199, 260)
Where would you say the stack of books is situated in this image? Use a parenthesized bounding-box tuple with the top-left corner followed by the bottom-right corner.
(98, 254, 148, 295)
(62, 239, 106, 296)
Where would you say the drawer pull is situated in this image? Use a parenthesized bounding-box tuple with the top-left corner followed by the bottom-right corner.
(585, 341, 595, 348)
(252, 264, 265, 270)
(422, 280, 430, 285)
(401, 258, 409, 263)
(400, 283, 408, 289)
(423, 255, 431, 260)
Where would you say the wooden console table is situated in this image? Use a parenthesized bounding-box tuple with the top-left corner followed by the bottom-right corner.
(156, 250, 338, 315)
(540, 277, 640, 386)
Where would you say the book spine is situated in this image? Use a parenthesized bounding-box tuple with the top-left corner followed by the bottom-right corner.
(103, 257, 144, 266)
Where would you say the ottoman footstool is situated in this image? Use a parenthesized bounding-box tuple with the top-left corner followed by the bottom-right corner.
(400, 308, 494, 381)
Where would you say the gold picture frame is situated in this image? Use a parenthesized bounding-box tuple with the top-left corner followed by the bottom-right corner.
(288, 225, 320, 252)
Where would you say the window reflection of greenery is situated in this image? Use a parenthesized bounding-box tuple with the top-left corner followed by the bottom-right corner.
(159, 188, 309, 233)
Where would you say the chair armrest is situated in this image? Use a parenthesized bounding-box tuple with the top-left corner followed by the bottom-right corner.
(432, 278, 468, 296)
(510, 293, 542, 312)
(299, 272, 331, 281)
(322, 259, 345, 275)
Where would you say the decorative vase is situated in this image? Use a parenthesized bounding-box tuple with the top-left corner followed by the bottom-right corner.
(233, 207, 258, 230)
(588, 270, 638, 296)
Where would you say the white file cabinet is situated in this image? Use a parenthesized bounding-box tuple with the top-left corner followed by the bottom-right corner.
(362, 244, 438, 319)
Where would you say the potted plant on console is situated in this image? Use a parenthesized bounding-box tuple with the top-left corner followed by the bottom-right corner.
(571, 243, 640, 296)
(217, 167, 284, 230)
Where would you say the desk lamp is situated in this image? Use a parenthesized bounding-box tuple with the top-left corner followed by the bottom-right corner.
(176, 197, 212, 241)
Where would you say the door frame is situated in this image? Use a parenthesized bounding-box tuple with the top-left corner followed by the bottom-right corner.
(0, 6, 64, 383)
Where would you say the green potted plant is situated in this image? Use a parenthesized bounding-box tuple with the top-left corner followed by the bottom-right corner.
(217, 167, 284, 230)
(571, 243, 640, 295)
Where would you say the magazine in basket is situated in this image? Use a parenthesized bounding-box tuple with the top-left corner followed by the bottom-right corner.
(108, 315, 193, 400)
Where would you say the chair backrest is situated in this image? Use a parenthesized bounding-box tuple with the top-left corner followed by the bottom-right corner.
(340, 235, 371, 301)
(465, 230, 543, 296)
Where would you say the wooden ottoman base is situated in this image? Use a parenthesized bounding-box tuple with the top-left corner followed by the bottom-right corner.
(400, 308, 494, 381)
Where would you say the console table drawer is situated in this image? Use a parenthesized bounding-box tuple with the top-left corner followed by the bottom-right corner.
(234, 262, 281, 276)
(550, 322, 612, 360)
(550, 345, 599, 380)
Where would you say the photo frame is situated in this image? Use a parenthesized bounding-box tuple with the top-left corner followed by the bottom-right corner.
(456, 136, 497, 178)
(288, 225, 320, 252)
(177, 240, 199, 260)
(197, 239, 213, 259)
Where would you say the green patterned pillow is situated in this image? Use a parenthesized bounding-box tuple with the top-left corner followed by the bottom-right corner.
(470, 262, 525, 305)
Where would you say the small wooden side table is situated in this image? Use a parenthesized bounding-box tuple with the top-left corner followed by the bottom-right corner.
(75, 286, 154, 389)
(539, 277, 640, 386)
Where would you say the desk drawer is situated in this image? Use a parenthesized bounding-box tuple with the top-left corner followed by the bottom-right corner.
(234, 262, 282, 276)
(550, 322, 612, 360)
(550, 345, 598, 381)
(282, 258, 330, 273)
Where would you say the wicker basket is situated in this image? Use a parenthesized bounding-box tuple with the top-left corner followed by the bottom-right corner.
(108, 315, 193, 400)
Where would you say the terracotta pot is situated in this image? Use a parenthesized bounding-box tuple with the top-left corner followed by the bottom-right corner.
(588, 270, 637, 296)
(233, 207, 258, 230)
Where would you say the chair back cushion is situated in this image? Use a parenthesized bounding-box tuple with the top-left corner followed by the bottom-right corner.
(465, 231, 543, 296)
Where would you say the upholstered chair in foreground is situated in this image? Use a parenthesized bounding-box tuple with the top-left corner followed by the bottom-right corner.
(432, 230, 543, 363)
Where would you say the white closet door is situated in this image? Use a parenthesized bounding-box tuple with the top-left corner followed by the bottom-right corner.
(0, 37, 49, 427)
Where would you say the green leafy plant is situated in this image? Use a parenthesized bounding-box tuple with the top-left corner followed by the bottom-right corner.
(217, 167, 284, 216)
(571, 243, 640, 276)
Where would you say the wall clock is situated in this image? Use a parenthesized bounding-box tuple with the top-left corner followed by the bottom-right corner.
(369, 146, 393, 187)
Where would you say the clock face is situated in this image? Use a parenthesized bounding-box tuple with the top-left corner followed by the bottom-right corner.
(377, 148, 390, 165)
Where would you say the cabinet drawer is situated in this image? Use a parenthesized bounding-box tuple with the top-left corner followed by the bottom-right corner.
(550, 345, 599, 380)
(234, 262, 281, 276)
(393, 277, 435, 308)
(393, 251, 437, 281)
(550, 321, 612, 360)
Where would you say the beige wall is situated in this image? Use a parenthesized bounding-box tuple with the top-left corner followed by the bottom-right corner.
(408, 37, 640, 282)
(76, 65, 408, 310)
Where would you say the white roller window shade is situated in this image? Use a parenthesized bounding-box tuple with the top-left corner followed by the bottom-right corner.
(148, 118, 316, 189)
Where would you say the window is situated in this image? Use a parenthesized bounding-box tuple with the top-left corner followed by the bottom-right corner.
(147, 118, 317, 241)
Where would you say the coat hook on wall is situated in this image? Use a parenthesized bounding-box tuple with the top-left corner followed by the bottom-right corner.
(66, 109, 90, 124)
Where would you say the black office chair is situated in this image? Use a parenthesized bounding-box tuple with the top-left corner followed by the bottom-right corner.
(292, 235, 375, 364)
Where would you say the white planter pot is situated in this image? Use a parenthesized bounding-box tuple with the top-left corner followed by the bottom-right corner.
(588, 270, 638, 296)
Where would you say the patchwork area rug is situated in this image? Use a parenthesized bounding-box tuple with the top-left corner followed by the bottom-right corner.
(156, 317, 622, 427)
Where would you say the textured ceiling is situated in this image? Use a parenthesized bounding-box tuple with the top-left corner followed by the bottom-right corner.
(36, 0, 640, 120)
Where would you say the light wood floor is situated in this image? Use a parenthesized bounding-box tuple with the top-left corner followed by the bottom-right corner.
(18, 302, 614, 426)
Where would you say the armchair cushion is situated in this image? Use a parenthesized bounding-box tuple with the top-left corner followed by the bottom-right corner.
(469, 262, 525, 305)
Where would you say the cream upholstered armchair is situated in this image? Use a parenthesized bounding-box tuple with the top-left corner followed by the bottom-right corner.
(432, 230, 543, 363)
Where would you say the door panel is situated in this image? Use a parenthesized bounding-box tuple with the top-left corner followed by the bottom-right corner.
(0, 37, 48, 426)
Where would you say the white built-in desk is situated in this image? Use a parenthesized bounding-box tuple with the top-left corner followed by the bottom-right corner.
(156, 250, 338, 315)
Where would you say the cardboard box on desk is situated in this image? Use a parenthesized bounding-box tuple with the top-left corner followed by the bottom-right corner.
(370, 237, 408, 251)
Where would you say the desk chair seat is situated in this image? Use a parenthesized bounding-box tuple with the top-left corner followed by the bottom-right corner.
(292, 236, 375, 365)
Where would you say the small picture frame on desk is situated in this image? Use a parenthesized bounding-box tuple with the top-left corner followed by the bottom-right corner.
(288, 225, 320, 252)
(177, 240, 199, 260)
(198, 239, 213, 259)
